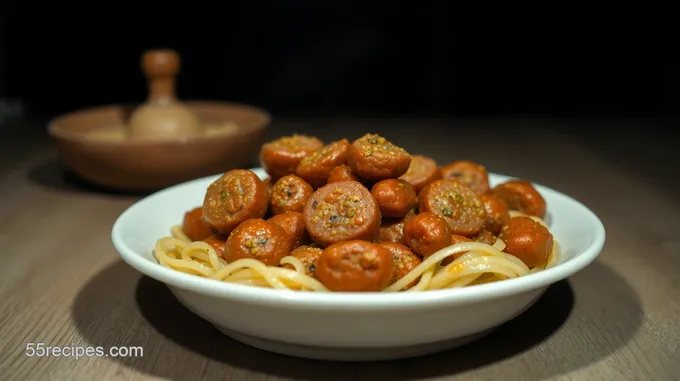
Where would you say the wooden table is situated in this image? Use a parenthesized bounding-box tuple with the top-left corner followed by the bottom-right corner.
(1, 118, 678, 380)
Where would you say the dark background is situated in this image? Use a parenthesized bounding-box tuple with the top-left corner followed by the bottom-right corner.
(0, 1, 674, 122)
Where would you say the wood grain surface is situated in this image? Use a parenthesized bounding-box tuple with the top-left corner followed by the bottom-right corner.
(0, 118, 678, 381)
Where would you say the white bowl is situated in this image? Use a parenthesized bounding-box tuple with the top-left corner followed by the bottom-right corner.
(112, 168, 605, 361)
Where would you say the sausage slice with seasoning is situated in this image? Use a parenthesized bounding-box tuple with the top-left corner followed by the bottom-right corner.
(441, 160, 490, 196)
(203, 169, 269, 235)
(282, 245, 323, 276)
(269, 174, 314, 215)
(224, 219, 292, 266)
(295, 139, 351, 188)
(303, 180, 382, 247)
(399, 154, 443, 193)
(315, 240, 394, 292)
(347, 133, 412, 182)
(259, 135, 324, 179)
(418, 179, 486, 236)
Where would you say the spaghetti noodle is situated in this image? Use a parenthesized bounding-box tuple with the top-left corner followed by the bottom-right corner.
(153, 217, 560, 292)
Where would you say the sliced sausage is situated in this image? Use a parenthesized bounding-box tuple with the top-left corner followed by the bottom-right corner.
(399, 154, 443, 193)
(480, 193, 510, 234)
(472, 229, 498, 245)
(268, 211, 310, 249)
(282, 245, 322, 276)
(315, 240, 394, 292)
(441, 160, 490, 196)
(182, 206, 214, 241)
(269, 174, 314, 215)
(418, 179, 486, 236)
(493, 180, 547, 219)
(202, 233, 228, 260)
(441, 234, 473, 265)
(370, 179, 417, 218)
(295, 139, 351, 188)
(499, 217, 553, 268)
(224, 219, 292, 266)
(376, 242, 422, 289)
(203, 169, 269, 235)
(327, 165, 360, 183)
(403, 212, 452, 257)
(347, 133, 411, 181)
(259, 135, 324, 179)
(378, 209, 416, 245)
(263, 177, 274, 199)
(303, 180, 381, 246)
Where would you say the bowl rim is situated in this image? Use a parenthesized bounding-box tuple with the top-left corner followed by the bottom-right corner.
(112, 169, 606, 310)
(47, 101, 271, 147)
